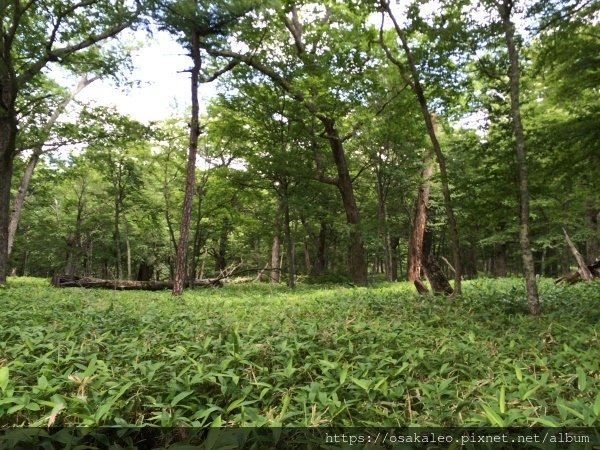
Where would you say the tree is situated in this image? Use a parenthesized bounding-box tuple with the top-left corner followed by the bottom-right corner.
(203, 1, 398, 286)
(495, 0, 540, 315)
(8, 74, 97, 259)
(379, 0, 463, 294)
(153, 0, 257, 295)
(82, 107, 150, 280)
(0, 0, 141, 284)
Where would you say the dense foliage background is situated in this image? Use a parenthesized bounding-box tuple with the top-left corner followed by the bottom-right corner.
(4, 0, 598, 288)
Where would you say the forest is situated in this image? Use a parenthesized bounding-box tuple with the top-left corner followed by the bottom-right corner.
(1, 0, 599, 439)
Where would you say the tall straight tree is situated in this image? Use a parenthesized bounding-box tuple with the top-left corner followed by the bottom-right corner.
(497, 0, 540, 315)
(0, 0, 140, 284)
(154, 0, 256, 295)
(379, 1, 463, 295)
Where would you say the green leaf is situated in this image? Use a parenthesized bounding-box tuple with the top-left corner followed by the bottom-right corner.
(351, 378, 371, 392)
(7, 404, 24, 414)
(481, 403, 504, 426)
(594, 391, 600, 417)
(170, 390, 194, 407)
(522, 384, 541, 400)
(37, 375, 48, 390)
(210, 415, 222, 427)
(576, 367, 587, 391)
(279, 392, 291, 418)
(531, 416, 560, 427)
(226, 398, 257, 413)
(94, 381, 134, 422)
(498, 385, 506, 414)
(0, 366, 9, 392)
(25, 402, 41, 411)
(95, 402, 113, 422)
(556, 400, 585, 420)
(514, 366, 522, 382)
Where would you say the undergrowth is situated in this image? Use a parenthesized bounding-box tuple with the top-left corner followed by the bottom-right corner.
(0, 277, 599, 427)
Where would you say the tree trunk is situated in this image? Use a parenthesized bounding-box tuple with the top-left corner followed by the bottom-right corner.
(382, 3, 462, 295)
(320, 118, 367, 286)
(173, 29, 201, 296)
(375, 162, 394, 281)
(390, 235, 400, 281)
(8, 75, 94, 259)
(303, 239, 311, 274)
(0, 150, 14, 284)
(563, 228, 593, 282)
(282, 184, 295, 289)
(270, 234, 281, 282)
(65, 184, 85, 276)
(125, 219, 131, 280)
(189, 183, 206, 282)
(419, 227, 453, 295)
(8, 153, 39, 258)
(501, 1, 540, 315)
(408, 153, 434, 281)
(113, 197, 122, 280)
(586, 209, 599, 262)
(271, 204, 282, 283)
(313, 221, 328, 277)
(492, 243, 507, 277)
(137, 261, 154, 281)
(214, 220, 229, 274)
(0, 112, 17, 285)
(422, 253, 454, 295)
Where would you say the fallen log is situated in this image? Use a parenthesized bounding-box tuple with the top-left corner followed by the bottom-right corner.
(562, 228, 593, 281)
(51, 274, 222, 290)
(555, 257, 600, 284)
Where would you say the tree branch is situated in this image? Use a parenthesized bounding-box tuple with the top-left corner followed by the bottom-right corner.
(378, 12, 413, 88)
(200, 59, 240, 83)
(283, 5, 306, 55)
(17, 4, 136, 87)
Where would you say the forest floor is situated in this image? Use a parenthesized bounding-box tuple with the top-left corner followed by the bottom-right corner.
(1, 277, 599, 433)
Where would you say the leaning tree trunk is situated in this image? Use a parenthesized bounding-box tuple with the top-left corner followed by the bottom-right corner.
(382, 2, 462, 295)
(173, 30, 201, 296)
(8, 153, 38, 258)
(501, 0, 540, 315)
(562, 228, 593, 282)
(8, 75, 94, 258)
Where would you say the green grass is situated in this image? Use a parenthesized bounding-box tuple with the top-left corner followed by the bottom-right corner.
(0, 277, 599, 427)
